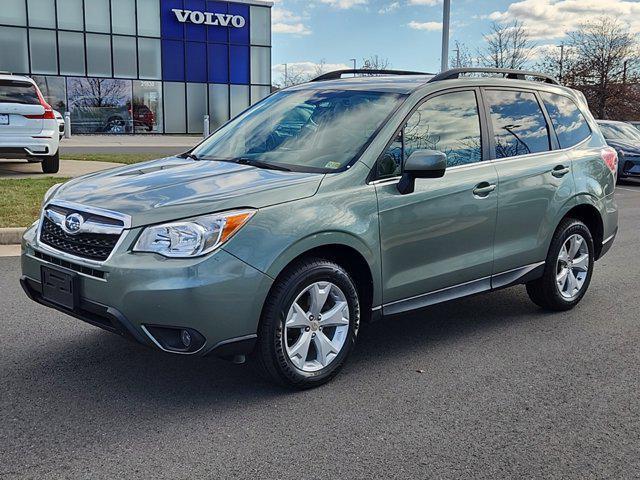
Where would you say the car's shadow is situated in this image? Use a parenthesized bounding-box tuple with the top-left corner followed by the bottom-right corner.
(10, 285, 543, 407)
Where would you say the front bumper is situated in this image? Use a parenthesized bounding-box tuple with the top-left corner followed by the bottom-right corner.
(21, 225, 273, 357)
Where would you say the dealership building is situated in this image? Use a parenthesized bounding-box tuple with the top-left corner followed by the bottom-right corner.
(0, 0, 272, 134)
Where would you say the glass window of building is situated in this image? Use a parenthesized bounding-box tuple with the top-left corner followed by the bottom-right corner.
(85, 0, 111, 33)
(138, 38, 161, 79)
(86, 34, 112, 77)
(137, 0, 160, 37)
(230, 85, 250, 118)
(250, 47, 270, 85)
(113, 36, 137, 78)
(187, 83, 207, 134)
(209, 84, 229, 131)
(58, 31, 85, 76)
(133, 80, 163, 133)
(27, 0, 56, 29)
(251, 85, 270, 105)
(164, 82, 186, 133)
(57, 0, 84, 30)
(250, 6, 271, 46)
(67, 77, 133, 134)
(32, 75, 67, 112)
(0, 0, 27, 26)
(0, 27, 29, 74)
(30, 29, 58, 75)
(111, 0, 137, 36)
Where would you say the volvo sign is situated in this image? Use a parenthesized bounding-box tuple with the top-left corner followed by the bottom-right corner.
(172, 9, 246, 28)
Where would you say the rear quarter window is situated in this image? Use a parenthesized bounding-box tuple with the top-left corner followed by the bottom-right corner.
(0, 80, 40, 105)
(540, 92, 591, 149)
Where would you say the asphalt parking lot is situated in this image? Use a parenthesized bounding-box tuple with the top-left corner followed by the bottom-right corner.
(1, 180, 639, 479)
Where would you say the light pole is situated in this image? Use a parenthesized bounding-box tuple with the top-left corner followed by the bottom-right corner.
(558, 43, 564, 83)
(350, 58, 356, 76)
(440, 0, 451, 72)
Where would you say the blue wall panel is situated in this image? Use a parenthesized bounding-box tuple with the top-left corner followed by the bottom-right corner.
(208, 43, 229, 83)
(184, 0, 207, 42)
(186, 42, 207, 82)
(162, 39, 185, 81)
(160, 0, 255, 85)
(229, 45, 249, 84)
(161, 0, 184, 40)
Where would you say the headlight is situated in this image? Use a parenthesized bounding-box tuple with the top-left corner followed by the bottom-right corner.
(42, 182, 62, 206)
(133, 209, 255, 258)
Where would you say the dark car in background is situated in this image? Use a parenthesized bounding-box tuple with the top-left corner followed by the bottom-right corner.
(597, 120, 640, 182)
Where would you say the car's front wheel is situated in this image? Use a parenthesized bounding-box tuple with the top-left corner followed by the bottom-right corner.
(255, 258, 360, 389)
(526, 218, 594, 311)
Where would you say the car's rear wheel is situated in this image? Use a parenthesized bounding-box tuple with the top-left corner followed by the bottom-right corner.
(41, 150, 59, 174)
(526, 218, 594, 311)
(255, 258, 360, 389)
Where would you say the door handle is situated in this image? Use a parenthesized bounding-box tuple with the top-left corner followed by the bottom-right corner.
(552, 165, 570, 178)
(473, 182, 496, 197)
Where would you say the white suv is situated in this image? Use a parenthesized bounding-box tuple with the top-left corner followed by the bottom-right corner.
(0, 74, 60, 173)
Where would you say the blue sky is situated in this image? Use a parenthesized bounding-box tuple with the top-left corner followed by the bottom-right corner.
(270, 0, 640, 80)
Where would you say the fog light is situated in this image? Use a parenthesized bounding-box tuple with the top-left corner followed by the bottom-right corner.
(181, 329, 192, 348)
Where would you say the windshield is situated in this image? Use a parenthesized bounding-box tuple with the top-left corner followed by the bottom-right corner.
(599, 122, 640, 142)
(193, 89, 405, 172)
(0, 80, 40, 105)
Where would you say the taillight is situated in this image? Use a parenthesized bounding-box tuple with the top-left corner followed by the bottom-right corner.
(601, 147, 618, 175)
(25, 83, 56, 120)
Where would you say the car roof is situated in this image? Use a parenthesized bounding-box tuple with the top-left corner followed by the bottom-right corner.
(596, 120, 627, 125)
(0, 73, 35, 84)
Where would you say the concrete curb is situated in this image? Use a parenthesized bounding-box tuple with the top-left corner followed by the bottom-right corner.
(0, 227, 26, 245)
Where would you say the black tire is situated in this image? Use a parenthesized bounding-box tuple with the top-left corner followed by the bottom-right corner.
(526, 218, 594, 311)
(255, 257, 360, 389)
(41, 150, 60, 174)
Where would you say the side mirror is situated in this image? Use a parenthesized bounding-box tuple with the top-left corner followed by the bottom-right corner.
(397, 150, 447, 194)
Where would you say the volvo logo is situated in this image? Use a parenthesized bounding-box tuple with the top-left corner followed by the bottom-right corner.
(63, 213, 84, 235)
(172, 9, 246, 28)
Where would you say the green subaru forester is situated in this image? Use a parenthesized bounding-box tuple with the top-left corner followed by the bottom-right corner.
(21, 68, 619, 388)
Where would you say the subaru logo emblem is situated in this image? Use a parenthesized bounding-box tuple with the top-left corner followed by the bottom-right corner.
(63, 213, 84, 234)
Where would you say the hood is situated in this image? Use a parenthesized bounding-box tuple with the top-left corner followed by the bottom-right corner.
(606, 139, 640, 154)
(53, 156, 324, 227)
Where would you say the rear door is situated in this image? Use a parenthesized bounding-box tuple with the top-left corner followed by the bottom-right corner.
(0, 79, 45, 135)
(484, 88, 575, 283)
(375, 89, 499, 313)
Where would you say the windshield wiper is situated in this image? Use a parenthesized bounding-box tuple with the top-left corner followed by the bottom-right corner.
(235, 157, 292, 172)
(179, 152, 200, 161)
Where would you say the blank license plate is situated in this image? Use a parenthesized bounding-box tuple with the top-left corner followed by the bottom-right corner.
(0, 114, 9, 125)
(41, 266, 78, 310)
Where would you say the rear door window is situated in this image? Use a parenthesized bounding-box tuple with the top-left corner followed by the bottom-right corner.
(0, 80, 40, 105)
(540, 92, 591, 149)
(485, 89, 551, 159)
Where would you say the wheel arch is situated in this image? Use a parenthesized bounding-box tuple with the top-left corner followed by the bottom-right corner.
(561, 199, 605, 259)
(265, 235, 378, 323)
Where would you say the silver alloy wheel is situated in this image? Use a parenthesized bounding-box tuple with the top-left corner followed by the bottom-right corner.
(284, 281, 350, 372)
(556, 233, 589, 299)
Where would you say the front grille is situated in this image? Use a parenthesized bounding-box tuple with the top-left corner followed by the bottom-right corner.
(40, 216, 120, 261)
(33, 250, 106, 279)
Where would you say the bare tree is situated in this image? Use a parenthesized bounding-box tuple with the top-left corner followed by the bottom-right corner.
(449, 41, 475, 68)
(361, 55, 391, 71)
(563, 16, 639, 119)
(479, 20, 535, 70)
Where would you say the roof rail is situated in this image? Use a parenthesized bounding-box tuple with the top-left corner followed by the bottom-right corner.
(311, 69, 431, 82)
(429, 68, 560, 85)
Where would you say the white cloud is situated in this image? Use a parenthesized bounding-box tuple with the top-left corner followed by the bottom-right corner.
(272, 3, 312, 35)
(378, 2, 400, 14)
(408, 0, 442, 5)
(319, 0, 368, 9)
(485, 0, 640, 39)
(408, 20, 442, 31)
